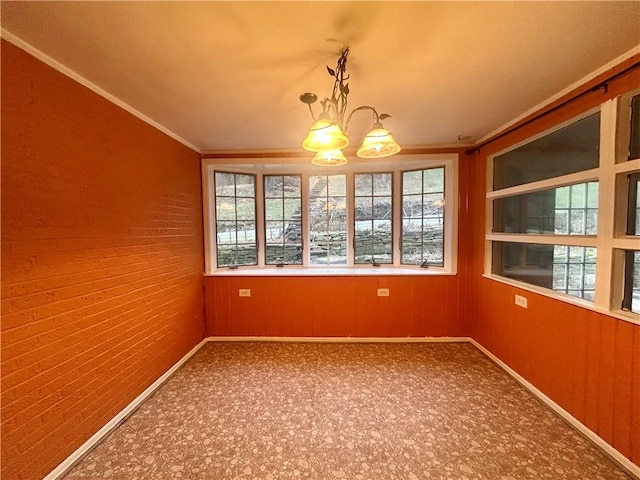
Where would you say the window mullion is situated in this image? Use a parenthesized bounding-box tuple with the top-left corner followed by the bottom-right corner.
(301, 172, 311, 266)
(487, 169, 600, 200)
(486, 233, 597, 247)
(594, 98, 617, 309)
(202, 163, 214, 274)
(255, 173, 265, 267)
(393, 168, 402, 267)
(346, 171, 355, 266)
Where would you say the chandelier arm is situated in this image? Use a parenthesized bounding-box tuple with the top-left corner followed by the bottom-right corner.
(344, 106, 379, 133)
(307, 103, 316, 121)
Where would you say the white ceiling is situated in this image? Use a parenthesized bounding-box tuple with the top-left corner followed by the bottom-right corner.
(2, 1, 639, 153)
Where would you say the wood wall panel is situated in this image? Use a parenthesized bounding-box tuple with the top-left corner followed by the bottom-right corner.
(204, 275, 464, 339)
(1, 41, 205, 479)
(467, 57, 640, 467)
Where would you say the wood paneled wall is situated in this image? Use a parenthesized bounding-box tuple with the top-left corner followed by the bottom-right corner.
(205, 275, 465, 338)
(465, 57, 640, 466)
(1, 40, 206, 479)
(204, 151, 471, 339)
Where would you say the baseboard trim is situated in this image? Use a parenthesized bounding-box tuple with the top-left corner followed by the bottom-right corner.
(43, 335, 638, 480)
(470, 339, 640, 480)
(207, 336, 471, 343)
(43, 337, 209, 480)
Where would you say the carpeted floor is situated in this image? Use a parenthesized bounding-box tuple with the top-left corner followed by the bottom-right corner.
(63, 342, 632, 479)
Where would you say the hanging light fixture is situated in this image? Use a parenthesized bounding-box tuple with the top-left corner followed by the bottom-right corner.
(311, 149, 348, 167)
(300, 48, 401, 165)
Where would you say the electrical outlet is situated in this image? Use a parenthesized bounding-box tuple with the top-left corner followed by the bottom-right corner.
(239, 289, 251, 297)
(515, 294, 527, 308)
(377, 288, 390, 297)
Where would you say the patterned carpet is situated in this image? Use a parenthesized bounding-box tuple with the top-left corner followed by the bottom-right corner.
(63, 342, 632, 479)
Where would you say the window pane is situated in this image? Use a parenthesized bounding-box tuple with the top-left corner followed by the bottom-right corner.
(355, 174, 372, 196)
(216, 197, 236, 221)
(492, 242, 596, 301)
(627, 173, 640, 235)
(403, 170, 422, 194)
(265, 198, 283, 221)
(354, 173, 393, 264)
(235, 174, 255, 196)
(401, 168, 445, 266)
(630, 94, 640, 160)
(214, 172, 257, 267)
(284, 176, 301, 197)
(328, 175, 346, 196)
(309, 175, 347, 265)
(215, 172, 235, 196)
(493, 182, 598, 235)
(236, 198, 255, 221)
(424, 168, 444, 193)
(373, 196, 392, 220)
(216, 221, 237, 244)
(493, 113, 600, 190)
(264, 175, 282, 198)
(622, 251, 640, 314)
(264, 175, 302, 265)
(374, 173, 392, 195)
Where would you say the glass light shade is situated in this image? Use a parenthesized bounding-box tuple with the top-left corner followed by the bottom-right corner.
(302, 119, 350, 152)
(311, 150, 348, 167)
(356, 128, 401, 158)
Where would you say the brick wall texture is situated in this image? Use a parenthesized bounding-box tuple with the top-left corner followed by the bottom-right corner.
(1, 40, 206, 479)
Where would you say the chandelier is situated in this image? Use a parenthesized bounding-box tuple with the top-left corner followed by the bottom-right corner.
(300, 48, 401, 166)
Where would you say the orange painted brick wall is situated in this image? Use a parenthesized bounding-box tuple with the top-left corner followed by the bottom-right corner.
(466, 57, 640, 466)
(1, 40, 206, 479)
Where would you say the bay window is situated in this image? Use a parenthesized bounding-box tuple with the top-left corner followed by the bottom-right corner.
(203, 155, 458, 274)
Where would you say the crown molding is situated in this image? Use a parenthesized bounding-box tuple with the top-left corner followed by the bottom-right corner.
(1, 29, 201, 154)
(475, 43, 640, 147)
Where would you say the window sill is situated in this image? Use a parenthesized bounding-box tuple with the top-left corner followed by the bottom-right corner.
(482, 273, 640, 326)
(205, 267, 456, 277)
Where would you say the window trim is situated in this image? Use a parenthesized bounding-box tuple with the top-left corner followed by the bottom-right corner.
(212, 171, 259, 268)
(353, 171, 394, 265)
(485, 94, 640, 326)
(263, 174, 303, 266)
(400, 166, 447, 267)
(202, 154, 458, 276)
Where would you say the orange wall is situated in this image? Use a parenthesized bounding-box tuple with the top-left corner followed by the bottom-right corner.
(204, 149, 471, 338)
(2, 31, 638, 479)
(466, 58, 640, 466)
(205, 275, 466, 338)
(1, 41, 206, 479)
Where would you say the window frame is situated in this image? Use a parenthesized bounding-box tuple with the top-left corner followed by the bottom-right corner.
(485, 91, 640, 325)
(212, 171, 258, 268)
(202, 154, 458, 275)
(400, 166, 447, 267)
(263, 174, 303, 266)
(353, 171, 394, 265)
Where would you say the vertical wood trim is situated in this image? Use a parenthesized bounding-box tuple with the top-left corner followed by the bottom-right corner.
(595, 99, 618, 307)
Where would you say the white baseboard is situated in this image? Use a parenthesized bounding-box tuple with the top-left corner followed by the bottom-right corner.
(43, 338, 209, 480)
(470, 339, 640, 480)
(207, 336, 471, 343)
